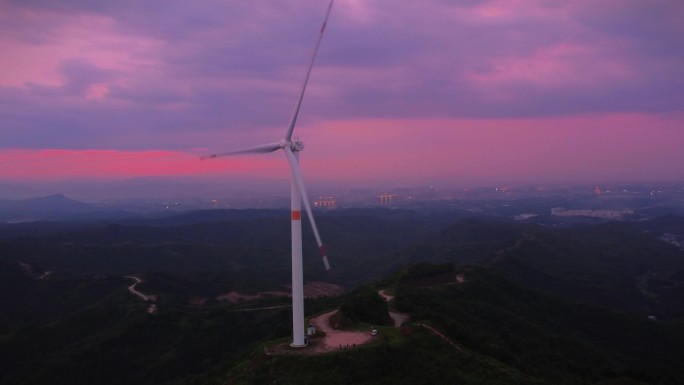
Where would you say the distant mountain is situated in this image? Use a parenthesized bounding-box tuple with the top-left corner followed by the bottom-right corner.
(0, 194, 87, 222)
(0, 194, 140, 223)
(0, 194, 93, 222)
(119, 208, 289, 227)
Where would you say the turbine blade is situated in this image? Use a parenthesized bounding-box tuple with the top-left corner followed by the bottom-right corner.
(284, 0, 334, 142)
(284, 147, 331, 271)
(200, 142, 282, 160)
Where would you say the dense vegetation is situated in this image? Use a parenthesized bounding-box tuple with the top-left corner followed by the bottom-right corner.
(395, 266, 684, 384)
(1, 209, 684, 384)
(340, 287, 392, 326)
(227, 261, 684, 385)
(0, 265, 292, 384)
(0, 209, 441, 286)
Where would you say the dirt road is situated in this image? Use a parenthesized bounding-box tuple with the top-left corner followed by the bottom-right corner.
(309, 310, 374, 352)
(124, 275, 157, 313)
(389, 311, 409, 327)
(378, 289, 394, 301)
(378, 289, 409, 327)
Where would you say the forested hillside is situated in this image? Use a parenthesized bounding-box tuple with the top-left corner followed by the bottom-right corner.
(1, 210, 683, 384)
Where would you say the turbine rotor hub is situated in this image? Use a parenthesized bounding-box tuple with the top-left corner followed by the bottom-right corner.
(281, 139, 305, 152)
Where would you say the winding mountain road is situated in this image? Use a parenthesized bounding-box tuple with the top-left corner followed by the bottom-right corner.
(124, 275, 157, 313)
(379, 289, 409, 327)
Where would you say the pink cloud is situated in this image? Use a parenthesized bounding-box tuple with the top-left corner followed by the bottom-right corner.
(0, 112, 682, 195)
(0, 149, 280, 181)
(302, 113, 684, 186)
(0, 7, 163, 89)
(466, 42, 634, 93)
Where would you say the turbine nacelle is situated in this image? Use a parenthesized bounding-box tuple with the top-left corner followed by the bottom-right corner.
(279, 139, 305, 152)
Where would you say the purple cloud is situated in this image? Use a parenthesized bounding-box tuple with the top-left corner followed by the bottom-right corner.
(0, 0, 682, 189)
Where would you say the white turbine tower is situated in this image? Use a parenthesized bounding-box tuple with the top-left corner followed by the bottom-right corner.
(202, 0, 334, 348)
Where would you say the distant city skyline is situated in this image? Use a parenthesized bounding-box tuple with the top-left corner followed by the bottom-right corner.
(2, 179, 684, 224)
(1, 176, 682, 204)
(1, 1, 683, 200)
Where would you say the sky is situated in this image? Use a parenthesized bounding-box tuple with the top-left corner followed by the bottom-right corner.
(1, 0, 683, 200)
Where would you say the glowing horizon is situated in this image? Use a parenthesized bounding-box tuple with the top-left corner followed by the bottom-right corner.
(1, 1, 683, 199)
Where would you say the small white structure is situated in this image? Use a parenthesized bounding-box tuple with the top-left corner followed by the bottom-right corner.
(307, 325, 316, 336)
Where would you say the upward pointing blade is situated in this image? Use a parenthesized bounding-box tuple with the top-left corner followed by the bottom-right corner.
(284, 0, 335, 142)
(200, 142, 282, 160)
(284, 147, 331, 271)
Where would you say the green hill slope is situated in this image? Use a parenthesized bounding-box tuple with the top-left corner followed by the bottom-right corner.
(2, 213, 684, 384)
(394, 266, 684, 385)
(227, 262, 684, 385)
(398, 219, 684, 318)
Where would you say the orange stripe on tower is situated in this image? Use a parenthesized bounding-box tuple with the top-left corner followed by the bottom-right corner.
(291, 210, 302, 220)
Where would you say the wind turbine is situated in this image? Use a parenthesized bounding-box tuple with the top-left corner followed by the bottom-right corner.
(202, 0, 334, 348)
